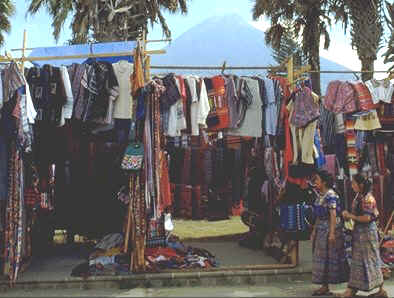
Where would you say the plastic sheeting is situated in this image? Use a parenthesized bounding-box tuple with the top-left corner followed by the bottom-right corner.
(28, 41, 136, 67)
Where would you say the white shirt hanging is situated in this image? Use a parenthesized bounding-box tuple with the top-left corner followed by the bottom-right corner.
(365, 79, 394, 104)
(112, 60, 133, 119)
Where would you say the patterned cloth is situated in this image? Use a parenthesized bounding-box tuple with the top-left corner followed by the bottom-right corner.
(312, 220, 349, 284)
(351, 81, 379, 112)
(324, 81, 357, 114)
(345, 117, 358, 177)
(348, 193, 383, 291)
(290, 87, 320, 128)
(312, 189, 348, 285)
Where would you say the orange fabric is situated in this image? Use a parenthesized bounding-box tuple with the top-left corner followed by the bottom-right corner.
(287, 176, 309, 188)
(159, 152, 172, 215)
(131, 45, 145, 97)
(273, 76, 291, 98)
(145, 247, 178, 258)
(283, 106, 293, 179)
(211, 75, 226, 96)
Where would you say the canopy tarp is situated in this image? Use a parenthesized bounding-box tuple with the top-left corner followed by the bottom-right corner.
(28, 41, 136, 67)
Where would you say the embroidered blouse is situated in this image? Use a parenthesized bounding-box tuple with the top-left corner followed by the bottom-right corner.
(313, 189, 341, 220)
(351, 192, 379, 222)
(365, 79, 394, 104)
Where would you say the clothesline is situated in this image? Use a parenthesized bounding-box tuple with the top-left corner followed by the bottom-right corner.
(150, 65, 392, 74)
(9, 38, 172, 52)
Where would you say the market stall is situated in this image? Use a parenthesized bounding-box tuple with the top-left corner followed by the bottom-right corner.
(0, 31, 393, 285)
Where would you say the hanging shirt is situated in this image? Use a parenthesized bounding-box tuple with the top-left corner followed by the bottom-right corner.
(263, 78, 279, 136)
(185, 76, 200, 136)
(288, 92, 319, 165)
(365, 79, 394, 104)
(112, 60, 133, 119)
(27, 64, 67, 125)
(24, 82, 37, 125)
(197, 78, 210, 132)
(228, 77, 263, 137)
(60, 66, 74, 120)
(167, 76, 187, 137)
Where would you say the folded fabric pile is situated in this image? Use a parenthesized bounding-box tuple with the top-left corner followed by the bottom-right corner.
(145, 238, 218, 271)
(381, 238, 394, 266)
(71, 233, 130, 277)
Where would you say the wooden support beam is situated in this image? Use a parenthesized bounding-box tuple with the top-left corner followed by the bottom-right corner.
(20, 29, 27, 72)
(0, 49, 165, 63)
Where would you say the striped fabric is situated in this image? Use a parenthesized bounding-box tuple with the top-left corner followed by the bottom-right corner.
(351, 81, 379, 112)
(345, 117, 358, 177)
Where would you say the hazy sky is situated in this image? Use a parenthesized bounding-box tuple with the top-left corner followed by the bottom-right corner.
(4, 0, 392, 77)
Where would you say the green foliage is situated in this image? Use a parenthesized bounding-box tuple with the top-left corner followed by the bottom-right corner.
(270, 30, 306, 67)
(0, 0, 16, 47)
(383, 1, 394, 71)
(26, 0, 190, 44)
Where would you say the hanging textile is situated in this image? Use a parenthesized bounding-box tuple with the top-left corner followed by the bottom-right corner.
(1, 62, 34, 283)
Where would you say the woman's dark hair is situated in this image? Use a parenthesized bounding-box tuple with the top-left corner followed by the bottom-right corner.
(353, 173, 372, 196)
(315, 169, 334, 189)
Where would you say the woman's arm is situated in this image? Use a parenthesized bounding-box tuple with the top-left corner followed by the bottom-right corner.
(329, 209, 336, 241)
(349, 213, 372, 223)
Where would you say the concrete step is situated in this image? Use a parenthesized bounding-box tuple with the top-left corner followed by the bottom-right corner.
(0, 267, 312, 292)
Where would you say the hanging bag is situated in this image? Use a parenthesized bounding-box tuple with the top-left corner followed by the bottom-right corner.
(121, 141, 144, 171)
(121, 82, 144, 171)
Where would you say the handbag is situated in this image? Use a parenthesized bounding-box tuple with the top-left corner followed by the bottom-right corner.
(121, 142, 144, 171)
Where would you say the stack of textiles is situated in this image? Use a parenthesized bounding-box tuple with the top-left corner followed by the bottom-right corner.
(145, 238, 218, 271)
(71, 233, 130, 277)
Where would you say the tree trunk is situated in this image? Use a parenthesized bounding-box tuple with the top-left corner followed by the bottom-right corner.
(360, 57, 375, 82)
(309, 44, 321, 96)
(307, 8, 321, 96)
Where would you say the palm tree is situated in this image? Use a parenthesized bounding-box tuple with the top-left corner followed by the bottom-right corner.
(270, 29, 307, 68)
(252, 0, 332, 95)
(383, 1, 394, 72)
(26, 0, 189, 44)
(0, 0, 15, 48)
(331, 0, 384, 81)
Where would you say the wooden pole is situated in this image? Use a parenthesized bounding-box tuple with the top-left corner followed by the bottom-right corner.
(0, 49, 165, 63)
(287, 55, 299, 266)
(145, 55, 151, 82)
(124, 176, 133, 253)
(20, 29, 27, 72)
(380, 210, 394, 246)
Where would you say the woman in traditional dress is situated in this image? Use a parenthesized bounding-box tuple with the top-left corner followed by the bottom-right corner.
(338, 174, 387, 298)
(311, 169, 348, 296)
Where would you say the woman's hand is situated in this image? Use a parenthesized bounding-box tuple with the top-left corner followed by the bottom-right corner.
(342, 210, 351, 220)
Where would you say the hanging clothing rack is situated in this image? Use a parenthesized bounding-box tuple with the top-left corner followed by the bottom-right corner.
(150, 65, 392, 74)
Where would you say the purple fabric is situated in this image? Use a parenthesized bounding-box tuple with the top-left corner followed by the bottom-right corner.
(290, 87, 320, 128)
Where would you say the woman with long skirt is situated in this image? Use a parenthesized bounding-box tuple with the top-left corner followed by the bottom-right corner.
(311, 169, 348, 296)
(338, 174, 387, 298)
